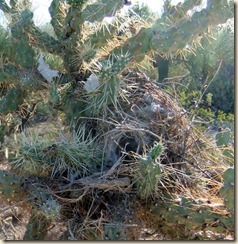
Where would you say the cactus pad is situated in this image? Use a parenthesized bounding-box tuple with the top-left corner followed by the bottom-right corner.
(0, 170, 26, 202)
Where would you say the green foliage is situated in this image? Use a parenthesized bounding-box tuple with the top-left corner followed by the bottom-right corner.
(205, 23, 234, 113)
(216, 110, 234, 129)
(174, 23, 234, 115)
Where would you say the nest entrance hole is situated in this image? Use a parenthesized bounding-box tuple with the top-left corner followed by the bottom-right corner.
(116, 133, 146, 162)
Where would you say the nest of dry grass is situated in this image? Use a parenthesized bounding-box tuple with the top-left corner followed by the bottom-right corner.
(80, 76, 229, 198)
(45, 75, 233, 240)
(2, 75, 233, 240)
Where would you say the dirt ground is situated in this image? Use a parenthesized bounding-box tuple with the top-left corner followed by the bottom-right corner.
(0, 193, 234, 241)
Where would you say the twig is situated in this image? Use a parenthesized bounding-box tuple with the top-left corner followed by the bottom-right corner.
(197, 59, 223, 106)
(0, 197, 34, 214)
(101, 157, 122, 179)
(67, 221, 77, 240)
(161, 73, 190, 82)
(52, 187, 89, 203)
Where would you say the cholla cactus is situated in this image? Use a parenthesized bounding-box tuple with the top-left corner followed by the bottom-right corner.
(0, 0, 234, 240)
(0, 0, 233, 120)
(136, 141, 164, 200)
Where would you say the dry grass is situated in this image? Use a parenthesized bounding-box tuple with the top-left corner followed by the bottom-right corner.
(0, 75, 233, 240)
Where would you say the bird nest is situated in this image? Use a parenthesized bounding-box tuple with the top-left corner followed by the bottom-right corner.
(3, 75, 232, 240)
(75, 75, 229, 200)
(54, 76, 233, 240)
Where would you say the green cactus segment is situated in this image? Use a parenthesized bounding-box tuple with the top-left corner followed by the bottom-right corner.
(0, 170, 25, 201)
(40, 197, 61, 220)
(85, 76, 121, 116)
(151, 197, 234, 232)
(102, 223, 126, 240)
(0, 124, 7, 143)
(222, 149, 234, 167)
(27, 186, 62, 220)
(23, 209, 52, 240)
(1, 67, 46, 93)
(0, 0, 11, 13)
(206, 0, 233, 24)
(0, 64, 19, 83)
(110, 0, 233, 62)
(28, 27, 62, 55)
(178, 0, 203, 14)
(0, 87, 26, 115)
(219, 168, 234, 211)
(9, 9, 37, 68)
(81, 0, 124, 23)
(162, 0, 202, 20)
(215, 129, 233, 166)
(66, 0, 86, 9)
(19, 18, 62, 55)
(84, 53, 130, 116)
(215, 129, 231, 147)
(62, 92, 85, 123)
(151, 1, 233, 53)
(63, 0, 124, 42)
(9, 0, 17, 8)
(113, 27, 153, 62)
(83, 223, 127, 240)
(49, 0, 66, 40)
(1, 0, 61, 58)
(20, 75, 46, 91)
(149, 141, 164, 161)
(90, 23, 117, 48)
(100, 53, 131, 79)
(136, 142, 164, 200)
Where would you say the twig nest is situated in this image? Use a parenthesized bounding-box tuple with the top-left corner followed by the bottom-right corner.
(103, 79, 190, 165)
